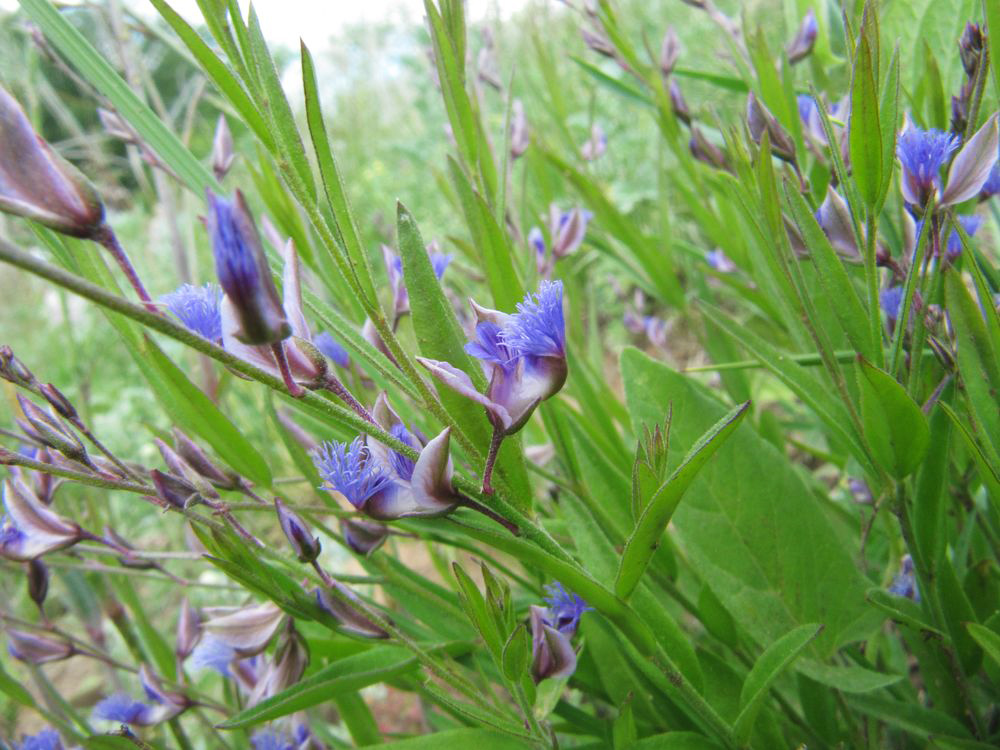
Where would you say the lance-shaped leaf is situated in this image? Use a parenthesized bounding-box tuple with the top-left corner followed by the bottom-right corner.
(849, 5, 882, 210)
(941, 113, 1000, 205)
(615, 401, 750, 599)
(856, 357, 930, 479)
(733, 623, 824, 744)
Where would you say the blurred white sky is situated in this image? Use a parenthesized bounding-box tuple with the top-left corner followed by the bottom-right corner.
(0, 0, 531, 51)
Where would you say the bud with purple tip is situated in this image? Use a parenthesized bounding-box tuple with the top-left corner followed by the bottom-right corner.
(786, 9, 817, 64)
(27, 558, 49, 609)
(16, 395, 86, 464)
(341, 518, 389, 556)
(212, 115, 235, 180)
(529, 582, 591, 683)
(7, 628, 74, 663)
(274, 498, 321, 563)
(1, 478, 83, 561)
(510, 99, 530, 159)
(580, 123, 607, 161)
(315, 581, 390, 639)
(747, 93, 796, 162)
(0, 85, 104, 238)
(888, 554, 919, 601)
(660, 26, 680, 77)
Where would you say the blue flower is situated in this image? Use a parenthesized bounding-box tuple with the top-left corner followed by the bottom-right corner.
(161, 283, 223, 341)
(946, 214, 982, 258)
(528, 227, 545, 260)
(312, 438, 396, 511)
(92, 693, 153, 725)
(502, 280, 566, 359)
(981, 162, 1000, 197)
(431, 252, 453, 279)
(18, 728, 64, 750)
(313, 331, 350, 368)
(207, 190, 290, 345)
(543, 582, 592, 636)
(188, 635, 236, 676)
(897, 124, 959, 206)
(387, 423, 419, 481)
(880, 286, 904, 322)
(251, 729, 293, 750)
(888, 554, 920, 602)
(464, 321, 516, 369)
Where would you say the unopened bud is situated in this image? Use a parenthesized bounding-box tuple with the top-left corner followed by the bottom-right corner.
(16, 395, 86, 463)
(155, 439, 219, 500)
(581, 26, 615, 58)
(786, 9, 818, 65)
(27, 558, 49, 607)
(669, 79, 690, 125)
(690, 127, 728, 171)
(274, 498, 321, 563)
(39, 383, 77, 421)
(172, 429, 240, 489)
(212, 115, 235, 181)
(660, 27, 680, 77)
(0, 85, 105, 238)
(7, 629, 74, 663)
(150, 470, 199, 510)
(176, 598, 201, 660)
(960, 23, 983, 78)
(340, 518, 389, 556)
(0, 346, 36, 387)
(747, 93, 796, 162)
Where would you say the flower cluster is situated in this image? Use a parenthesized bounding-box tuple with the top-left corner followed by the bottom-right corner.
(529, 582, 591, 683)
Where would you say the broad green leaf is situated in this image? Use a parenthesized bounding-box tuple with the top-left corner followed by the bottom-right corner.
(501, 623, 531, 681)
(733, 623, 823, 744)
(699, 302, 876, 477)
(856, 357, 930, 478)
(966, 623, 1000, 669)
(334, 692, 382, 747)
(219, 647, 417, 728)
(615, 402, 750, 599)
(848, 5, 882, 209)
(783, 183, 873, 359)
(19, 0, 217, 194)
(621, 348, 880, 656)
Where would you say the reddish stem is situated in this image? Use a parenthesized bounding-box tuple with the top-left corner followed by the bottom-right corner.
(481, 425, 505, 495)
(271, 342, 306, 398)
(93, 225, 158, 313)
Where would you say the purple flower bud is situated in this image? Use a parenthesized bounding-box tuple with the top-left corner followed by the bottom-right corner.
(660, 26, 680, 76)
(980, 161, 1000, 198)
(1, 478, 82, 561)
(0, 85, 105, 238)
(529, 605, 577, 683)
(172, 429, 240, 490)
(581, 26, 615, 57)
(549, 205, 592, 259)
(212, 115, 235, 180)
(340, 518, 389, 556)
(689, 126, 728, 170)
(888, 554, 920, 601)
(17, 728, 65, 750)
(38, 384, 76, 421)
(669, 79, 691, 125)
(960, 23, 983, 77)
(274, 498, 321, 563)
(0, 346, 36, 387)
(27, 558, 49, 607)
(16, 395, 86, 463)
(247, 626, 309, 706)
(705, 249, 736, 273)
(786, 9, 818, 64)
(150, 469, 198, 510)
(161, 283, 223, 342)
(313, 331, 350, 368)
(6, 629, 74, 663)
(897, 121, 959, 206)
(527, 226, 546, 266)
(580, 123, 607, 161)
(747, 93, 796, 162)
(208, 190, 290, 346)
(315, 582, 390, 639)
(188, 635, 235, 676)
(510, 99, 530, 159)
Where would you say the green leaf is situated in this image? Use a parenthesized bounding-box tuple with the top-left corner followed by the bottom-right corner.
(848, 4, 883, 209)
(783, 183, 873, 359)
(856, 357, 930, 478)
(846, 693, 973, 741)
(866, 587, 944, 635)
(452, 563, 503, 661)
(300, 41, 378, 307)
(147, 0, 274, 151)
(218, 647, 416, 728)
(733, 624, 823, 744)
(333, 692, 382, 747)
(986, 0, 1000, 108)
(244, 5, 316, 201)
(621, 348, 880, 656)
(877, 47, 901, 210)
(966, 623, 1000, 669)
(615, 402, 750, 599)
(0, 659, 34, 706)
(796, 661, 902, 693)
(633, 733, 725, 750)
(612, 697, 637, 750)
(501, 623, 531, 681)
(19, 0, 217, 194)
(350, 728, 534, 749)
(83, 736, 163, 750)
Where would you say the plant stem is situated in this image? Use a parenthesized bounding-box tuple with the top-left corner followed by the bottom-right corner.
(92, 224, 158, 313)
